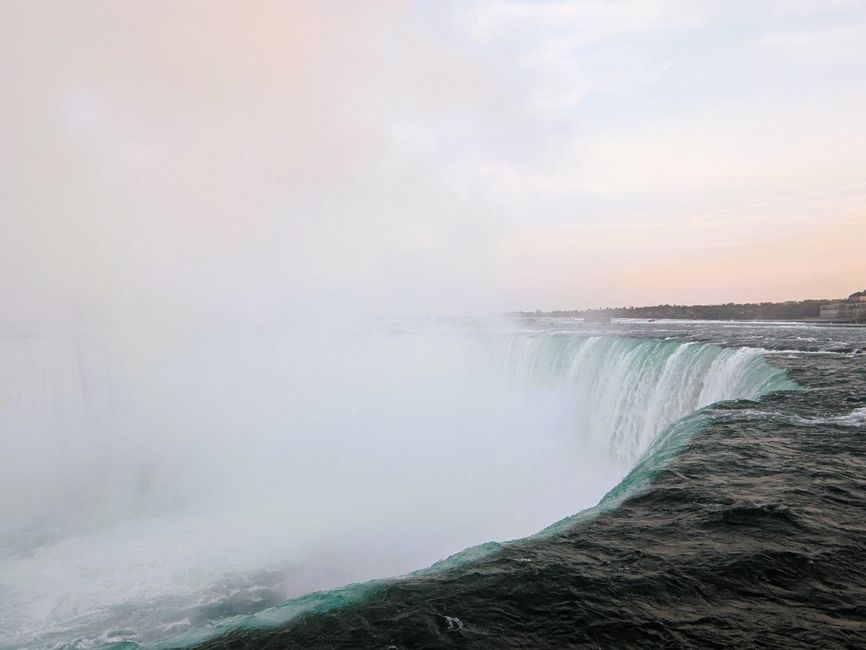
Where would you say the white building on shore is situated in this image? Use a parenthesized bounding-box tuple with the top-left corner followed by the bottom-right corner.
(820, 290, 866, 322)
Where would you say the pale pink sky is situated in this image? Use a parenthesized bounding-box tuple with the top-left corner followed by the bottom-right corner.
(2, 0, 865, 325)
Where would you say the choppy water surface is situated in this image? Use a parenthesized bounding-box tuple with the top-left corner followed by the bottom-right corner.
(1, 320, 864, 649)
(188, 320, 866, 650)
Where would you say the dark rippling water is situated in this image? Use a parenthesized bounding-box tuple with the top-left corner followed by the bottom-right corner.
(188, 320, 866, 650)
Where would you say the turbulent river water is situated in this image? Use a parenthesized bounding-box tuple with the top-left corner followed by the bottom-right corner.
(1, 319, 864, 649)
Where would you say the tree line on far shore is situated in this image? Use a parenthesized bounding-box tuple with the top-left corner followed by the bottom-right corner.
(512, 299, 832, 321)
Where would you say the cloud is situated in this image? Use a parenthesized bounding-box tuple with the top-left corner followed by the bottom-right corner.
(1, 0, 865, 324)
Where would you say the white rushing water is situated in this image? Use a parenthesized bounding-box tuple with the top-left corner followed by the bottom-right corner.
(0, 326, 793, 649)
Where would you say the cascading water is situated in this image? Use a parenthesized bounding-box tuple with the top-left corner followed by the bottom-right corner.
(0, 327, 794, 649)
(504, 335, 795, 462)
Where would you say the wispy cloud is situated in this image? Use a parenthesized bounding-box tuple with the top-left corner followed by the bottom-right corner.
(1, 0, 865, 321)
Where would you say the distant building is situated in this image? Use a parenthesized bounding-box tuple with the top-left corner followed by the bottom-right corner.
(820, 290, 866, 322)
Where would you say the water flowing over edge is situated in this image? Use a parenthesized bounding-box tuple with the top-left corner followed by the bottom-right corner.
(146, 334, 797, 650)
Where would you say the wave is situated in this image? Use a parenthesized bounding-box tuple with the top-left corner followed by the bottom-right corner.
(795, 407, 866, 427)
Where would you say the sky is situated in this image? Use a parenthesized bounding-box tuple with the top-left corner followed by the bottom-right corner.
(2, 0, 865, 325)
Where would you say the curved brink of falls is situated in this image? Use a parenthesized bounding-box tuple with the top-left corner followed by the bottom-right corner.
(160, 334, 796, 649)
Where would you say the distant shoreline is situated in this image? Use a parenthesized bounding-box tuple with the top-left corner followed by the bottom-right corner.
(510, 315, 865, 326)
(509, 299, 839, 322)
